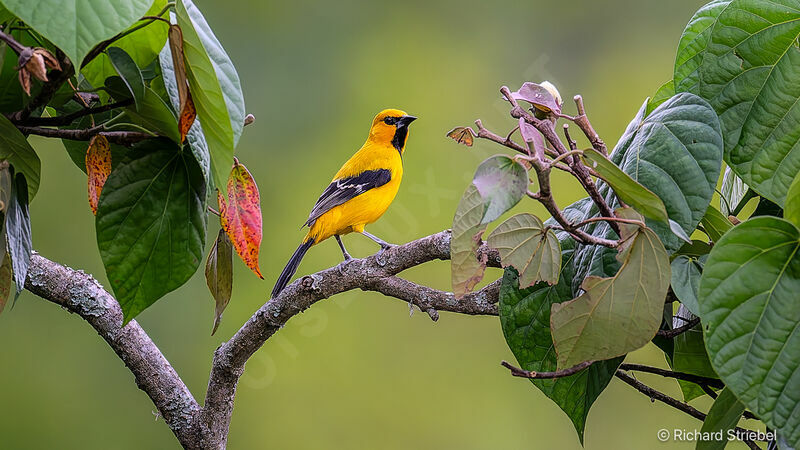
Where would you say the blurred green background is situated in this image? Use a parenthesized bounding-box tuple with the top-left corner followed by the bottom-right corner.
(0, 0, 754, 449)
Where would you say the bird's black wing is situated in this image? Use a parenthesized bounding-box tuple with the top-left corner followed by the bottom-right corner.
(304, 169, 392, 227)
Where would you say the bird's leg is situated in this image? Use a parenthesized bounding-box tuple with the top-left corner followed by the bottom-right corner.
(360, 230, 394, 250)
(360, 230, 396, 266)
(335, 235, 352, 261)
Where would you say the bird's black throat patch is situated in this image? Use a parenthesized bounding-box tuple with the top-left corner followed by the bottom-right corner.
(391, 125, 409, 153)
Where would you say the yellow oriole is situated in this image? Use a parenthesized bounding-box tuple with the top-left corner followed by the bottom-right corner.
(271, 108, 417, 298)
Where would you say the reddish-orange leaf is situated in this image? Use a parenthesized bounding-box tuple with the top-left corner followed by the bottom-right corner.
(218, 158, 263, 278)
(179, 91, 196, 143)
(86, 135, 111, 215)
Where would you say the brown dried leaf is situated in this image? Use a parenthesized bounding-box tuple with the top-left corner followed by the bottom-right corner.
(18, 68, 31, 96)
(206, 228, 233, 335)
(86, 135, 112, 215)
(168, 25, 190, 114)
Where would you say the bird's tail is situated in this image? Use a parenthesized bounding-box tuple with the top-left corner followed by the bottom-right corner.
(271, 238, 315, 298)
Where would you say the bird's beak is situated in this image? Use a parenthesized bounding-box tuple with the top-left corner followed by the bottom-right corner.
(398, 115, 417, 126)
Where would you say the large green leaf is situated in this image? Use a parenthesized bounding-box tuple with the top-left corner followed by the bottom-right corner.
(0, 114, 40, 200)
(96, 139, 206, 322)
(80, 0, 169, 92)
(487, 213, 560, 288)
(573, 93, 722, 287)
(697, 388, 746, 450)
(700, 205, 733, 243)
(120, 85, 180, 143)
(699, 217, 800, 447)
(674, 0, 732, 93)
(499, 247, 621, 444)
(551, 212, 671, 368)
(2, 0, 154, 66)
(696, 0, 800, 205)
(176, 0, 245, 192)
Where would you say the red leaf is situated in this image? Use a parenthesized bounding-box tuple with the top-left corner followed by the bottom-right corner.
(179, 91, 196, 143)
(218, 158, 263, 278)
(86, 135, 111, 215)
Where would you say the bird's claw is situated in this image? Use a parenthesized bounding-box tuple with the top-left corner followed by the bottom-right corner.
(375, 244, 396, 266)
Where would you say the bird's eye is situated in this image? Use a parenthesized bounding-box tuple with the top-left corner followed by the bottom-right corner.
(383, 116, 396, 125)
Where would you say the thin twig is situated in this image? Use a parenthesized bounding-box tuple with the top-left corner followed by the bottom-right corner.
(574, 216, 646, 229)
(563, 123, 578, 151)
(569, 95, 608, 156)
(16, 125, 151, 145)
(501, 360, 593, 379)
(618, 363, 724, 389)
(656, 317, 701, 339)
(0, 28, 26, 54)
(615, 371, 762, 449)
(11, 98, 133, 126)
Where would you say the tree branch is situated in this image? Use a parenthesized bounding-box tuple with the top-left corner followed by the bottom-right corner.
(10, 50, 74, 122)
(25, 230, 500, 448)
(16, 124, 152, 145)
(656, 317, 701, 339)
(501, 360, 593, 379)
(12, 98, 133, 126)
(23, 253, 204, 448)
(618, 363, 723, 389)
(199, 230, 499, 447)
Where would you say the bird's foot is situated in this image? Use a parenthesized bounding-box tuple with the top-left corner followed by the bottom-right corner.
(375, 243, 396, 267)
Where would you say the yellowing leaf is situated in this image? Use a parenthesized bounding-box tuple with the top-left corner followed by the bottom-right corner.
(487, 213, 560, 288)
(218, 158, 263, 278)
(205, 228, 233, 335)
(86, 135, 111, 215)
(451, 184, 488, 298)
(550, 210, 671, 368)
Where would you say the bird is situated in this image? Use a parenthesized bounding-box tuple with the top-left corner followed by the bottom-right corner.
(271, 108, 417, 298)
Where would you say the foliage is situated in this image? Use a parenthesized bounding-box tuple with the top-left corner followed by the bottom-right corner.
(448, 0, 800, 446)
(0, 0, 261, 328)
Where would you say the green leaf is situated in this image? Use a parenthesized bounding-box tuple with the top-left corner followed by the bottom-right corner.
(2, 0, 154, 67)
(699, 216, 800, 448)
(107, 47, 145, 109)
(551, 212, 671, 368)
(96, 139, 207, 322)
(673, 306, 717, 380)
(158, 43, 211, 187)
(696, 0, 800, 205)
(671, 255, 703, 316)
(472, 155, 528, 225)
(700, 205, 732, 243)
(499, 249, 621, 444)
(720, 166, 748, 216)
(696, 388, 746, 450)
(487, 213, 560, 288)
(645, 80, 675, 117)
(6, 173, 31, 294)
(0, 114, 40, 200)
(206, 228, 233, 335)
(581, 148, 669, 224)
(785, 171, 800, 228)
(176, 0, 245, 192)
(674, 0, 732, 93)
(450, 184, 488, 298)
(80, 0, 169, 93)
(121, 85, 180, 143)
(573, 93, 722, 294)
